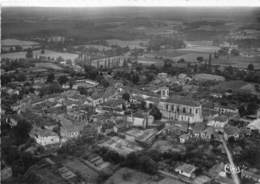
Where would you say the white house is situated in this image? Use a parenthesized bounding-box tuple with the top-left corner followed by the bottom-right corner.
(30, 127, 60, 146)
(179, 133, 191, 143)
(175, 163, 197, 178)
(127, 112, 154, 128)
(207, 115, 229, 129)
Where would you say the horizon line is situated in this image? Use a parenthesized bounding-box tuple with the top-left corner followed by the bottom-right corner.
(2, 5, 260, 8)
(2, 0, 260, 8)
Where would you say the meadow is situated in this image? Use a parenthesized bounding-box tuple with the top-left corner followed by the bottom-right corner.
(2, 49, 79, 61)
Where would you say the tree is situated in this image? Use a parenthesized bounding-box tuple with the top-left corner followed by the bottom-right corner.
(1, 74, 12, 85)
(25, 48, 33, 58)
(122, 93, 130, 102)
(139, 155, 158, 174)
(197, 56, 204, 62)
(132, 73, 140, 84)
(230, 49, 240, 56)
(41, 45, 45, 54)
(57, 75, 69, 85)
(248, 64, 254, 71)
(238, 106, 247, 117)
(46, 73, 55, 83)
(136, 64, 143, 72)
(247, 102, 259, 115)
(39, 82, 63, 97)
(84, 65, 98, 80)
(150, 105, 162, 120)
(13, 119, 32, 145)
(177, 58, 185, 63)
(15, 72, 27, 82)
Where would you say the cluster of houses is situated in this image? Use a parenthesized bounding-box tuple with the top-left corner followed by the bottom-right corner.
(2, 52, 260, 184)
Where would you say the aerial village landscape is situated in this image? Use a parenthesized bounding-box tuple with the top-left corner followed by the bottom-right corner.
(1, 5, 260, 184)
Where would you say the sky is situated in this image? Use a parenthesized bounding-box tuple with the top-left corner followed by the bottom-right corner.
(2, 0, 260, 7)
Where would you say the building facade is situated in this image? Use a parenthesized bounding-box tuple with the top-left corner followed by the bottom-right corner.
(80, 54, 125, 69)
(158, 87, 203, 123)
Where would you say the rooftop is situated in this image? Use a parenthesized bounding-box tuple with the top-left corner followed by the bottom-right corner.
(175, 163, 197, 174)
(160, 95, 200, 107)
(213, 115, 229, 122)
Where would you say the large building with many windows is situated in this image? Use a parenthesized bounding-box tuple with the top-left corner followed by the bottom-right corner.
(79, 53, 125, 69)
(158, 87, 203, 123)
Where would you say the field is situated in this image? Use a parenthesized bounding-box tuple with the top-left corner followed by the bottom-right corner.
(177, 40, 220, 53)
(2, 49, 79, 61)
(35, 62, 63, 70)
(106, 39, 148, 49)
(137, 57, 164, 66)
(152, 47, 260, 69)
(210, 80, 260, 96)
(172, 53, 211, 62)
(211, 55, 260, 69)
(177, 46, 219, 53)
(2, 39, 39, 46)
(73, 44, 111, 51)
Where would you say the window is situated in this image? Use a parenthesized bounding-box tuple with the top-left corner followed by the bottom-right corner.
(165, 104, 168, 110)
(183, 107, 186, 113)
(196, 109, 198, 114)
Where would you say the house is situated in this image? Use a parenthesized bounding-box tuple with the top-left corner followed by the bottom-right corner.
(241, 168, 260, 183)
(179, 133, 191, 143)
(87, 86, 120, 107)
(47, 36, 65, 43)
(207, 115, 229, 129)
(214, 105, 239, 117)
(72, 79, 99, 90)
(201, 127, 215, 140)
(97, 120, 117, 135)
(158, 87, 203, 123)
(53, 114, 85, 142)
(81, 54, 125, 69)
(247, 118, 260, 133)
(98, 99, 125, 115)
(178, 73, 192, 85)
(126, 111, 154, 128)
(192, 123, 206, 137)
(175, 163, 197, 178)
(224, 125, 240, 140)
(29, 127, 60, 146)
(157, 72, 168, 80)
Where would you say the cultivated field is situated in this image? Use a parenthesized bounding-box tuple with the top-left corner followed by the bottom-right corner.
(2, 49, 79, 61)
(2, 39, 39, 46)
(211, 55, 260, 69)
